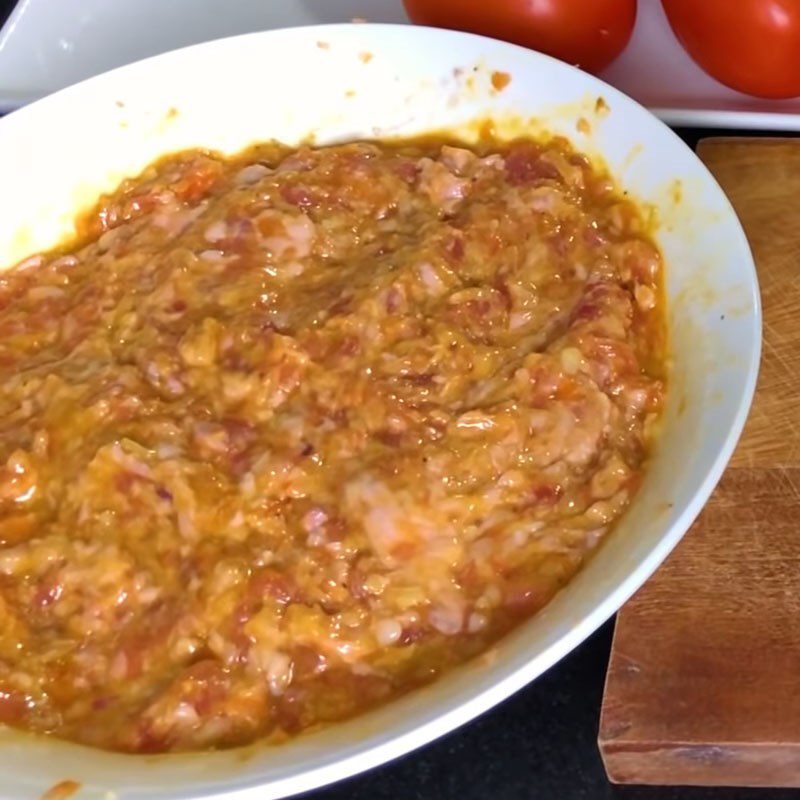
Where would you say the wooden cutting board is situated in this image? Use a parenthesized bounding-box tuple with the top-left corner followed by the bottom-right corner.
(598, 138, 800, 787)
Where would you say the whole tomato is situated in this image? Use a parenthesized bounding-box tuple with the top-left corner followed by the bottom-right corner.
(663, 0, 800, 99)
(402, 0, 637, 74)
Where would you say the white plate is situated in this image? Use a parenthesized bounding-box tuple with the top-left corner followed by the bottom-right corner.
(0, 22, 759, 800)
(0, 0, 407, 110)
(2, 0, 800, 127)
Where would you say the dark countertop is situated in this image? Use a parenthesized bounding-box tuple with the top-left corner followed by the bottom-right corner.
(0, 2, 795, 797)
(309, 620, 797, 800)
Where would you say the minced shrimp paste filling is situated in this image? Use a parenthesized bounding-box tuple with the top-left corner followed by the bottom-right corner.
(0, 136, 664, 752)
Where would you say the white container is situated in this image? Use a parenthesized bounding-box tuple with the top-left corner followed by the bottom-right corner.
(0, 24, 760, 800)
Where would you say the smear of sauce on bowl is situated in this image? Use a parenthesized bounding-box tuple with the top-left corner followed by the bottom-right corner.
(40, 781, 81, 800)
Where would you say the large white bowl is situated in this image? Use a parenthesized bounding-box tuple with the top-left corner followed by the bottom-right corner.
(0, 24, 760, 800)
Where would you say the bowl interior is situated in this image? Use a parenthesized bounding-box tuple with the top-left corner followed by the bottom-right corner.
(0, 24, 760, 800)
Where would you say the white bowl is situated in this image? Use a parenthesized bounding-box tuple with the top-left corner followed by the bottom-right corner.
(0, 23, 760, 800)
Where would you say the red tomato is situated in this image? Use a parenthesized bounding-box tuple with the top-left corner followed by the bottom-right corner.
(663, 0, 800, 99)
(402, 0, 637, 74)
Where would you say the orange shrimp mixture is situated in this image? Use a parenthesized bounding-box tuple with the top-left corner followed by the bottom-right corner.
(0, 136, 664, 752)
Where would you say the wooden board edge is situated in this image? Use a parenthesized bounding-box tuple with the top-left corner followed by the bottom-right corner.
(600, 741, 800, 788)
